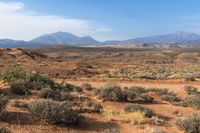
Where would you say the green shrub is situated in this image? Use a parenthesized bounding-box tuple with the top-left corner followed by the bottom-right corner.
(0, 95, 8, 120)
(124, 88, 154, 103)
(29, 100, 81, 124)
(38, 88, 61, 100)
(95, 84, 124, 101)
(123, 104, 154, 118)
(184, 86, 199, 95)
(29, 73, 54, 89)
(176, 114, 200, 133)
(127, 86, 148, 94)
(60, 93, 74, 101)
(57, 83, 83, 93)
(139, 94, 154, 103)
(183, 94, 200, 109)
(160, 94, 180, 103)
(10, 80, 33, 95)
(0, 67, 27, 83)
(82, 83, 93, 91)
(150, 88, 170, 95)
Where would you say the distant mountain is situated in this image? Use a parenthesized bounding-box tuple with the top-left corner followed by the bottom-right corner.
(31, 31, 100, 45)
(105, 31, 200, 44)
(0, 39, 26, 47)
(2, 31, 200, 48)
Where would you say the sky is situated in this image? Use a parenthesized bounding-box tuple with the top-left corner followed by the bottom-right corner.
(0, 0, 200, 41)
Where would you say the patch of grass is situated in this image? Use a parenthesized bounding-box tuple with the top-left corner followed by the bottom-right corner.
(176, 114, 200, 133)
(29, 100, 81, 125)
(10, 80, 33, 95)
(123, 104, 154, 118)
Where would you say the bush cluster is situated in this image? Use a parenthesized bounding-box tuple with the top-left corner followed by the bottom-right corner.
(29, 100, 81, 124)
(184, 86, 199, 95)
(94, 84, 154, 103)
(0, 67, 27, 83)
(29, 73, 54, 89)
(182, 94, 200, 109)
(124, 88, 154, 103)
(38, 88, 61, 100)
(10, 80, 33, 95)
(150, 88, 180, 103)
(56, 83, 83, 93)
(176, 114, 200, 133)
(94, 84, 125, 101)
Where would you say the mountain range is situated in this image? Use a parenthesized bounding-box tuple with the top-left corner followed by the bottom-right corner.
(1, 31, 200, 47)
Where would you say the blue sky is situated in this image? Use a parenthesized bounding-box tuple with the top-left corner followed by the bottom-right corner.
(0, 0, 200, 41)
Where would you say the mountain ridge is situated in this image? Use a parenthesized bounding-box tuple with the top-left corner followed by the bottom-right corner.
(1, 31, 200, 47)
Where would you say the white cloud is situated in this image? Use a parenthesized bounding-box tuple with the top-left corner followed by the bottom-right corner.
(0, 1, 111, 41)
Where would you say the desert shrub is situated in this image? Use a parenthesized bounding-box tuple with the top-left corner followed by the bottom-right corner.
(184, 86, 199, 95)
(139, 94, 154, 103)
(185, 76, 196, 81)
(160, 94, 180, 103)
(171, 110, 179, 116)
(124, 88, 154, 103)
(0, 127, 11, 133)
(123, 104, 154, 118)
(150, 88, 169, 95)
(95, 84, 124, 101)
(12, 100, 28, 109)
(0, 67, 27, 83)
(57, 83, 83, 93)
(104, 128, 120, 133)
(29, 73, 54, 89)
(60, 93, 74, 101)
(82, 83, 93, 91)
(93, 88, 101, 96)
(10, 80, 33, 95)
(0, 95, 8, 120)
(127, 86, 148, 94)
(29, 100, 81, 124)
(176, 114, 200, 133)
(38, 88, 61, 100)
(86, 101, 103, 113)
(183, 94, 200, 109)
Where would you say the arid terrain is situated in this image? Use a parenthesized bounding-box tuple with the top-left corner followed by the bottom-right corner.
(1, 45, 200, 133)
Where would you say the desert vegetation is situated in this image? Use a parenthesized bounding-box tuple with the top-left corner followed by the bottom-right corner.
(0, 47, 200, 133)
